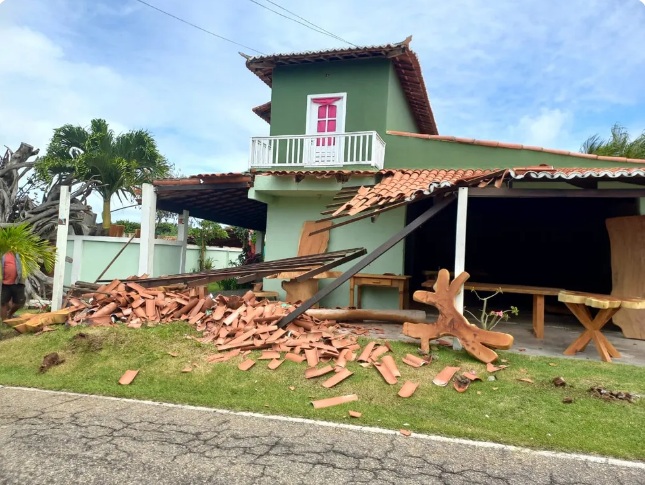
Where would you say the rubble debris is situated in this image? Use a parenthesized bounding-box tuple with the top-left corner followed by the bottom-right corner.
(238, 359, 255, 371)
(552, 377, 567, 387)
(402, 354, 427, 368)
(399, 429, 412, 437)
(562, 397, 574, 404)
(39, 352, 65, 373)
(453, 374, 471, 393)
(118, 369, 139, 385)
(588, 386, 636, 403)
(518, 378, 534, 384)
(322, 368, 353, 388)
(348, 410, 362, 418)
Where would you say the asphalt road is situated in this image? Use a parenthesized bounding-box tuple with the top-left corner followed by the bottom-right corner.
(0, 386, 643, 484)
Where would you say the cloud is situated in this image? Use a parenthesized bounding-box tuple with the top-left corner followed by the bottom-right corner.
(512, 109, 572, 148)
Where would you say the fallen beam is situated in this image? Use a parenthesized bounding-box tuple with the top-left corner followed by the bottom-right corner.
(305, 308, 427, 323)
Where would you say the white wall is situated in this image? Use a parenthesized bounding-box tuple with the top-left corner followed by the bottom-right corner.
(64, 235, 241, 286)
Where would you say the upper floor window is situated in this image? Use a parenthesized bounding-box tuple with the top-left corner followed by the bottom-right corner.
(306, 93, 347, 143)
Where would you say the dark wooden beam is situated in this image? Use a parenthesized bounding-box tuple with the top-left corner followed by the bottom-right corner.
(277, 195, 456, 328)
(154, 182, 249, 192)
(469, 188, 645, 198)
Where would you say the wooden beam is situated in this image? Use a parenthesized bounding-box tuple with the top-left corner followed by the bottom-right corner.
(312, 200, 410, 234)
(277, 195, 456, 328)
(469, 188, 645, 198)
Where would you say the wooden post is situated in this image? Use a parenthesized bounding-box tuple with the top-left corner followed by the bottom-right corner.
(138, 183, 157, 276)
(51, 185, 71, 311)
(177, 210, 189, 274)
(453, 187, 469, 350)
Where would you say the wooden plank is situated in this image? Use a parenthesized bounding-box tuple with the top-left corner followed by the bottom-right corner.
(297, 221, 332, 256)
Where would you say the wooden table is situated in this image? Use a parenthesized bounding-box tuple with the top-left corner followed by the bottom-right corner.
(558, 290, 645, 362)
(349, 273, 410, 310)
(422, 280, 561, 339)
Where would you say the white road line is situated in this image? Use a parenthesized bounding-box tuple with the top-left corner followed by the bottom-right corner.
(2, 385, 644, 469)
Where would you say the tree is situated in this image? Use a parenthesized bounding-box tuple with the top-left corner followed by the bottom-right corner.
(37, 119, 171, 230)
(189, 219, 227, 271)
(581, 124, 645, 159)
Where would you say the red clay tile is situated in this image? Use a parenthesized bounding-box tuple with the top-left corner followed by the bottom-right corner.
(463, 372, 481, 381)
(348, 410, 362, 418)
(267, 359, 284, 370)
(322, 368, 353, 388)
(181, 366, 193, 373)
(398, 381, 419, 398)
(402, 354, 426, 368)
(305, 348, 319, 367)
(381, 355, 401, 377)
(285, 353, 306, 363)
(311, 394, 358, 409)
(238, 359, 256, 371)
(357, 342, 376, 362)
(374, 362, 397, 385)
(399, 429, 412, 437)
(432, 366, 460, 386)
(304, 365, 335, 379)
(369, 345, 389, 361)
(259, 350, 281, 360)
(118, 369, 138, 385)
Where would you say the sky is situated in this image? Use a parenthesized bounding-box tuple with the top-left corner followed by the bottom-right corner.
(1, 0, 645, 222)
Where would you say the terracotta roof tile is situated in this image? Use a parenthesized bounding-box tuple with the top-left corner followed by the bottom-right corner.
(245, 37, 438, 135)
(387, 131, 645, 165)
(252, 102, 271, 124)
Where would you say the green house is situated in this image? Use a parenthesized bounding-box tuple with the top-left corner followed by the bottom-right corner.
(154, 38, 645, 314)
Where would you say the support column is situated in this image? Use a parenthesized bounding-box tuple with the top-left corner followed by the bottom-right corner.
(177, 210, 189, 274)
(453, 187, 469, 351)
(138, 183, 157, 277)
(51, 185, 71, 311)
(255, 230, 264, 256)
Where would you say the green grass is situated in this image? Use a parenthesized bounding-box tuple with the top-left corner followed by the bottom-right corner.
(0, 322, 644, 460)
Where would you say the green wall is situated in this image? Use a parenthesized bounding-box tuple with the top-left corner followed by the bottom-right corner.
(383, 135, 641, 169)
(270, 58, 391, 137)
(257, 189, 406, 309)
(385, 63, 419, 133)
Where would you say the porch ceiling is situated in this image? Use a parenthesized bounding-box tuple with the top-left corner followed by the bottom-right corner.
(153, 174, 267, 231)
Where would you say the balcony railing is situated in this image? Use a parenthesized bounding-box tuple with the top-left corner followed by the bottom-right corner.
(249, 131, 385, 169)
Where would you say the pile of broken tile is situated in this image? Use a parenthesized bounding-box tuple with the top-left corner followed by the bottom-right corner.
(65, 279, 497, 410)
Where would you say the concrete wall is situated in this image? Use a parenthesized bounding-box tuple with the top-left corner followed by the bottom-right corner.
(253, 175, 406, 309)
(270, 58, 391, 138)
(385, 63, 419, 134)
(64, 235, 241, 286)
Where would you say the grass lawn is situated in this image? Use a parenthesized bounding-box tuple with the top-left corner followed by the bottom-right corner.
(0, 321, 643, 460)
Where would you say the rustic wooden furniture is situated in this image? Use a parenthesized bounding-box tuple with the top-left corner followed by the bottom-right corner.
(606, 216, 645, 340)
(421, 279, 561, 339)
(405, 269, 514, 363)
(558, 290, 645, 362)
(349, 273, 411, 310)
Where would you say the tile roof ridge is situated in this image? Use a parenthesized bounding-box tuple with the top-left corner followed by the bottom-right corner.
(386, 131, 645, 165)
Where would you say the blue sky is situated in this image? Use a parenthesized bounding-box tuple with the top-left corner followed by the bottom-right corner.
(1, 0, 644, 221)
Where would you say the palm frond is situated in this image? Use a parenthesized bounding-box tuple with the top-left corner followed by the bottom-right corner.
(0, 223, 56, 277)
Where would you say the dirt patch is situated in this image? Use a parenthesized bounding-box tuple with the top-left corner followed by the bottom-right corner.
(68, 331, 124, 353)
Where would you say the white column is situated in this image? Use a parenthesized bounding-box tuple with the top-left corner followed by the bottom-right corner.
(453, 187, 469, 350)
(255, 230, 264, 255)
(70, 237, 83, 284)
(138, 183, 157, 276)
(51, 185, 71, 311)
(177, 210, 189, 274)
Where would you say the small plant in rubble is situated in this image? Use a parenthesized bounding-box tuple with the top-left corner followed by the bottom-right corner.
(464, 289, 519, 331)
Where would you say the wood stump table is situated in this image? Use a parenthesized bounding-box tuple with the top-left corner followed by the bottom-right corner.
(558, 290, 645, 362)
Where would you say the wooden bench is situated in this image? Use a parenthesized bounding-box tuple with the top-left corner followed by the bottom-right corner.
(422, 280, 561, 339)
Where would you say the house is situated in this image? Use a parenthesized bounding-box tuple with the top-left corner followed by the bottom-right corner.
(149, 38, 645, 314)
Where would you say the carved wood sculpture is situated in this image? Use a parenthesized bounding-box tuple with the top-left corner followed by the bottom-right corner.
(403, 269, 514, 363)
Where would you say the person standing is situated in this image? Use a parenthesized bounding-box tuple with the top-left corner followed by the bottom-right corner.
(1, 252, 26, 320)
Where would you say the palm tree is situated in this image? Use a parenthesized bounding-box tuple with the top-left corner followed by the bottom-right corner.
(37, 119, 171, 229)
(581, 124, 645, 159)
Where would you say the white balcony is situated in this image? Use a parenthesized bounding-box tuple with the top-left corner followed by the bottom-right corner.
(249, 131, 385, 170)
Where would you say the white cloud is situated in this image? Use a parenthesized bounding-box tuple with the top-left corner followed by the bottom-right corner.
(511, 109, 572, 148)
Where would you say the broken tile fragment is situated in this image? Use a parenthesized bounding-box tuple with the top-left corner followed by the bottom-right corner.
(238, 359, 256, 371)
(118, 370, 138, 385)
(348, 410, 362, 418)
(398, 381, 419, 398)
(267, 359, 284, 370)
(311, 394, 359, 409)
(399, 429, 412, 437)
(285, 353, 306, 363)
(304, 365, 335, 379)
(432, 366, 460, 386)
(381, 355, 401, 377)
(374, 362, 397, 385)
(402, 354, 426, 368)
(322, 368, 353, 388)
